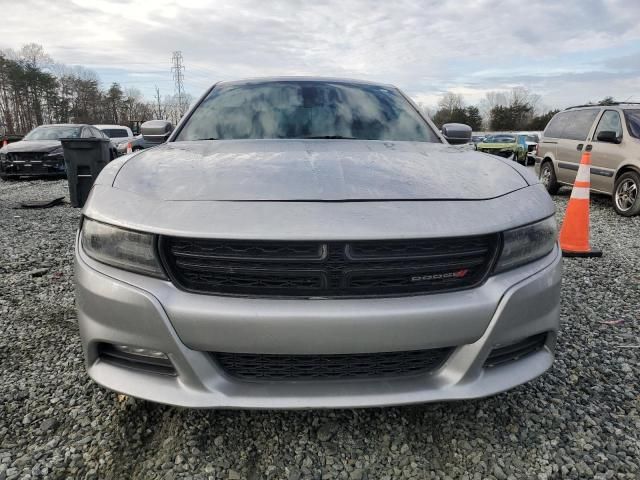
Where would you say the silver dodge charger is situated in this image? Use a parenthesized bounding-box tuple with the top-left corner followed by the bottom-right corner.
(75, 77, 561, 408)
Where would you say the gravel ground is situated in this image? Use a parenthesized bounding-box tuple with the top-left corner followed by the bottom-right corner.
(0, 178, 638, 480)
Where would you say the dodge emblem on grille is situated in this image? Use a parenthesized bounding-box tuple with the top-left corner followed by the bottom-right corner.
(411, 269, 469, 282)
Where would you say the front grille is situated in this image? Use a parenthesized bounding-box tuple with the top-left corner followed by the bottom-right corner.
(213, 348, 452, 381)
(159, 235, 500, 298)
(2, 151, 64, 175)
(7, 152, 46, 162)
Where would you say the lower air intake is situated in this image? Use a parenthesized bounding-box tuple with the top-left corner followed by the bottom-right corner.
(213, 348, 453, 381)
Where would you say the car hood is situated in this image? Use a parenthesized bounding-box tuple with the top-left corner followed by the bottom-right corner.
(478, 142, 516, 149)
(112, 140, 529, 201)
(2, 140, 61, 153)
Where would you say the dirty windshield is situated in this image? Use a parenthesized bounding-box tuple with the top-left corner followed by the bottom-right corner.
(24, 126, 83, 140)
(176, 81, 440, 142)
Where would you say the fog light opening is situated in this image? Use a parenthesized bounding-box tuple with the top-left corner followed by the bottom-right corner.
(98, 343, 176, 376)
(113, 344, 169, 359)
(484, 332, 548, 368)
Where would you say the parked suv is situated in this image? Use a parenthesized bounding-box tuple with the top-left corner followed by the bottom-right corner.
(95, 124, 135, 156)
(535, 104, 640, 216)
(76, 78, 561, 408)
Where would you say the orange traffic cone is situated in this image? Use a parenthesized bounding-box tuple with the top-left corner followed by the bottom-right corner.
(126, 142, 132, 154)
(559, 150, 602, 257)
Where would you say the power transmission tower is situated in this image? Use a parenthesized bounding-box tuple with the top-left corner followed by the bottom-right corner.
(171, 51, 186, 118)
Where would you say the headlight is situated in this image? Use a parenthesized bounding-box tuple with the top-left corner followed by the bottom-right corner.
(495, 216, 557, 273)
(80, 218, 166, 278)
(46, 147, 63, 157)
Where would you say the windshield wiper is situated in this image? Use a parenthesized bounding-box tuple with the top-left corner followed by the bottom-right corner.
(192, 137, 219, 141)
(301, 135, 357, 140)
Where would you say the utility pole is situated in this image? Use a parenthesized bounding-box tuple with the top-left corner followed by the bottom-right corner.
(154, 85, 163, 119)
(171, 51, 186, 119)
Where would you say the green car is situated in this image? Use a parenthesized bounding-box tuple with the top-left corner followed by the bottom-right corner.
(476, 133, 528, 163)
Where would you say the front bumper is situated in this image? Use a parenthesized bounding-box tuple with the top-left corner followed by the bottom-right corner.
(0, 156, 66, 176)
(76, 238, 562, 409)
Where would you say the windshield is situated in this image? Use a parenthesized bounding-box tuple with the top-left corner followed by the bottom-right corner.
(24, 125, 82, 140)
(100, 128, 129, 138)
(176, 81, 439, 142)
(625, 110, 640, 139)
(484, 135, 516, 143)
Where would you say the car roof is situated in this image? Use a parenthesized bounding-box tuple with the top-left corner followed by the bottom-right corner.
(564, 103, 640, 111)
(36, 123, 86, 128)
(94, 124, 131, 129)
(216, 76, 397, 89)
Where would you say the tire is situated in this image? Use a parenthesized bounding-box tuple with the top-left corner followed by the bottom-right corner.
(613, 171, 640, 217)
(540, 160, 560, 194)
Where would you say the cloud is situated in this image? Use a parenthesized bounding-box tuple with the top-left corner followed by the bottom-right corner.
(0, 0, 639, 108)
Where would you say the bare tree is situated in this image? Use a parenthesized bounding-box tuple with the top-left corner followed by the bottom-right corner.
(510, 87, 541, 115)
(19, 43, 53, 69)
(438, 92, 464, 112)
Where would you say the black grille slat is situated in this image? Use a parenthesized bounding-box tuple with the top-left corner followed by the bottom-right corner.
(170, 239, 325, 261)
(347, 238, 491, 260)
(214, 348, 452, 381)
(160, 235, 499, 298)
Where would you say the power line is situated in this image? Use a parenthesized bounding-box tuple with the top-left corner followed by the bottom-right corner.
(171, 51, 186, 116)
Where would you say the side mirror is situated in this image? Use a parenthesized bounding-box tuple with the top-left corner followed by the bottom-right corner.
(141, 120, 174, 144)
(441, 123, 472, 145)
(596, 130, 621, 144)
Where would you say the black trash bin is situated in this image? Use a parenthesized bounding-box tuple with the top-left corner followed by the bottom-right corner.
(61, 137, 111, 208)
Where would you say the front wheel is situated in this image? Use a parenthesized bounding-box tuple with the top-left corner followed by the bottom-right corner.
(613, 171, 640, 216)
(540, 161, 560, 194)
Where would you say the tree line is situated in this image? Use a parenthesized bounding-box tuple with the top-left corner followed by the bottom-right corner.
(426, 89, 621, 132)
(0, 44, 189, 135)
(426, 88, 559, 132)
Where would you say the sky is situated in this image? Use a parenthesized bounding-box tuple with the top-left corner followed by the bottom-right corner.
(1, 0, 639, 111)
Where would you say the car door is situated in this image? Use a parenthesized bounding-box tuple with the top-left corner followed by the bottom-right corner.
(588, 109, 625, 194)
(538, 116, 562, 168)
(555, 109, 600, 185)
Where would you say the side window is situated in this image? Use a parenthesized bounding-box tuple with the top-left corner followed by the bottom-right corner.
(562, 109, 599, 141)
(544, 112, 569, 138)
(594, 110, 623, 140)
(625, 110, 640, 139)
